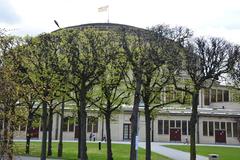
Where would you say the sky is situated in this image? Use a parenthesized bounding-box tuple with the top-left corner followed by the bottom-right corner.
(1, 0, 240, 44)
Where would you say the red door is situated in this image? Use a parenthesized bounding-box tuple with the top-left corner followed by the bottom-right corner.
(215, 130, 226, 143)
(170, 129, 181, 141)
(30, 127, 39, 138)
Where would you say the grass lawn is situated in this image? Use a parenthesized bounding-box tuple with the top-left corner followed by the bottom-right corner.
(14, 142, 172, 160)
(164, 145, 240, 160)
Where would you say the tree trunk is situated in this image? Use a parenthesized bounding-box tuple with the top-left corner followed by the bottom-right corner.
(26, 113, 34, 154)
(3, 109, 8, 159)
(41, 100, 48, 160)
(47, 108, 53, 156)
(3, 107, 13, 160)
(105, 113, 113, 160)
(77, 107, 81, 159)
(144, 105, 151, 160)
(130, 78, 141, 160)
(79, 92, 88, 160)
(190, 91, 199, 160)
(9, 109, 14, 160)
(58, 98, 65, 157)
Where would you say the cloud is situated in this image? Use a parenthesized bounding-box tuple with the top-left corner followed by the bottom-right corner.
(0, 0, 20, 24)
(210, 9, 240, 30)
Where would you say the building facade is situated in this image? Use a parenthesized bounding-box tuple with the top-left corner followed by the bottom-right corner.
(10, 85, 240, 145)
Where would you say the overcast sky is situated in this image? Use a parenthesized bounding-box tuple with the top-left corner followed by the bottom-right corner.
(1, 0, 240, 44)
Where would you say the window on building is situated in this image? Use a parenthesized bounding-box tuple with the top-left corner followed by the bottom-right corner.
(233, 123, 237, 137)
(211, 89, 216, 102)
(170, 120, 175, 128)
(188, 121, 190, 135)
(87, 116, 98, 133)
(176, 121, 181, 128)
(75, 118, 78, 125)
(40, 120, 43, 131)
(209, 121, 213, 136)
(232, 90, 240, 102)
(217, 90, 223, 102)
(33, 117, 40, 131)
(20, 125, 26, 131)
(184, 93, 192, 105)
(203, 121, 208, 136)
(215, 122, 219, 130)
(176, 91, 183, 103)
(93, 120, 98, 133)
(63, 117, 68, 131)
(182, 121, 187, 135)
(204, 89, 210, 105)
(69, 117, 74, 132)
(165, 86, 175, 103)
(158, 120, 163, 134)
(224, 90, 229, 102)
(227, 122, 232, 137)
(0, 120, 3, 130)
(164, 120, 169, 134)
(221, 122, 225, 130)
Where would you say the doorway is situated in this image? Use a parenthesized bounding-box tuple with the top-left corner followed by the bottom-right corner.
(215, 130, 226, 143)
(123, 124, 131, 140)
(170, 128, 181, 141)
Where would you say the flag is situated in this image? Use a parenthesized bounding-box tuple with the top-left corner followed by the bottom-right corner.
(98, 5, 109, 12)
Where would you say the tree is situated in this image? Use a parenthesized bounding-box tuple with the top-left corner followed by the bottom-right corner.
(89, 46, 129, 160)
(17, 33, 64, 160)
(1, 35, 41, 155)
(0, 32, 25, 160)
(231, 47, 240, 88)
(119, 27, 151, 160)
(59, 28, 115, 160)
(230, 45, 240, 142)
(57, 97, 66, 157)
(140, 26, 182, 160)
(21, 87, 41, 155)
(172, 37, 239, 160)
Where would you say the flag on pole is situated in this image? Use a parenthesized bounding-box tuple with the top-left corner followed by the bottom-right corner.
(98, 5, 109, 12)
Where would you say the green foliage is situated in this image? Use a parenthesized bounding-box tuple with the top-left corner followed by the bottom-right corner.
(0, 31, 24, 160)
(231, 88, 240, 102)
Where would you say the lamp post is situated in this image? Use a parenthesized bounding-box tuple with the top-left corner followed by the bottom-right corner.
(54, 20, 61, 29)
(53, 20, 64, 157)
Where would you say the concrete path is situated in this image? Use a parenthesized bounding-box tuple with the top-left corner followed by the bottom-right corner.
(139, 142, 208, 160)
(16, 156, 40, 160)
(16, 156, 59, 160)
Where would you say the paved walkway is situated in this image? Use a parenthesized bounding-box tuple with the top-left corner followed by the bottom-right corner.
(16, 156, 59, 160)
(139, 142, 208, 160)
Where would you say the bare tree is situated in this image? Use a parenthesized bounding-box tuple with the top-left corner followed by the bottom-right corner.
(89, 48, 129, 160)
(139, 25, 189, 160)
(119, 27, 154, 160)
(172, 37, 238, 160)
(59, 28, 115, 160)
